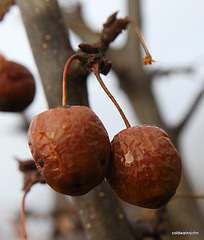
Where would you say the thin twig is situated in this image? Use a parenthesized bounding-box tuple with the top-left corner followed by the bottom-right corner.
(152, 66, 194, 77)
(21, 182, 33, 240)
(173, 87, 204, 137)
(174, 192, 204, 199)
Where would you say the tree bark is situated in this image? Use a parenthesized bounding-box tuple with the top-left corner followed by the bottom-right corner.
(16, 0, 73, 108)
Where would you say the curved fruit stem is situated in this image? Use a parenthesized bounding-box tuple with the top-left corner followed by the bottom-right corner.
(92, 64, 131, 129)
(126, 17, 156, 65)
(21, 182, 33, 240)
(62, 54, 81, 106)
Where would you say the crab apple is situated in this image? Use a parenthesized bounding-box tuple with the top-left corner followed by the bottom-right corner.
(0, 56, 35, 112)
(106, 125, 182, 209)
(28, 105, 111, 196)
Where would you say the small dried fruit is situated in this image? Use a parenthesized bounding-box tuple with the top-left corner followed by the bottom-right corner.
(106, 125, 182, 209)
(0, 56, 35, 112)
(0, 0, 15, 21)
(28, 105, 111, 196)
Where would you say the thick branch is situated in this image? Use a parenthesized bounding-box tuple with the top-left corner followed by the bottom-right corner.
(16, 0, 74, 108)
(73, 181, 135, 240)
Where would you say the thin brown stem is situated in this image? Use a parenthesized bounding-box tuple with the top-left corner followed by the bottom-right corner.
(126, 17, 150, 56)
(21, 182, 33, 240)
(62, 54, 80, 106)
(174, 192, 204, 199)
(126, 17, 155, 65)
(92, 64, 131, 129)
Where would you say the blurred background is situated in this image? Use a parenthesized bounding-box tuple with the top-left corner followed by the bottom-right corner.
(0, 0, 204, 239)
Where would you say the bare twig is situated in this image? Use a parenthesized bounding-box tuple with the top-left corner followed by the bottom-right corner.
(98, 12, 129, 53)
(132, 208, 168, 240)
(174, 192, 204, 199)
(61, 3, 100, 43)
(17, 158, 45, 240)
(172, 87, 204, 137)
(21, 182, 32, 240)
(152, 66, 194, 77)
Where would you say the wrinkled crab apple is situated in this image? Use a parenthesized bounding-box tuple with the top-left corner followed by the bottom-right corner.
(28, 105, 111, 196)
(0, 56, 35, 112)
(106, 125, 182, 209)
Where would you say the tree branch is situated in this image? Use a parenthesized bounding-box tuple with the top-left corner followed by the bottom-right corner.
(132, 207, 168, 240)
(170, 87, 204, 139)
(73, 181, 136, 240)
(61, 3, 100, 44)
(16, 0, 74, 108)
(152, 66, 194, 77)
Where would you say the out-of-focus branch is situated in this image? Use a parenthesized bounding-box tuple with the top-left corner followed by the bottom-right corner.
(61, 3, 100, 43)
(152, 66, 194, 76)
(132, 207, 168, 240)
(176, 87, 204, 132)
(174, 192, 204, 199)
(168, 87, 204, 141)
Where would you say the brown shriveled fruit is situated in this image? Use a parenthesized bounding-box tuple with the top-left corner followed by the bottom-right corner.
(28, 105, 111, 196)
(0, 0, 15, 21)
(0, 56, 35, 112)
(106, 125, 182, 209)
